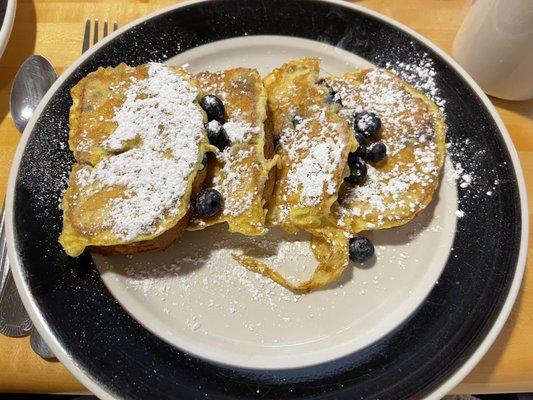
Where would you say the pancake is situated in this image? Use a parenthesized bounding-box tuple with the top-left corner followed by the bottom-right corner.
(262, 58, 357, 233)
(326, 68, 446, 233)
(59, 63, 211, 257)
(188, 68, 278, 235)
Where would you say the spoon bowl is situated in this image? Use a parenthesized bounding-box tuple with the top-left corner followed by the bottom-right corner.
(10, 55, 58, 133)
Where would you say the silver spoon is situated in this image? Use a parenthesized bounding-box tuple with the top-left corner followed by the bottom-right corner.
(4, 55, 58, 359)
(0, 55, 56, 338)
(10, 55, 58, 132)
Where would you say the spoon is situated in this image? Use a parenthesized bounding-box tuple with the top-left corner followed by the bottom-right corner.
(10, 55, 58, 132)
(4, 55, 58, 359)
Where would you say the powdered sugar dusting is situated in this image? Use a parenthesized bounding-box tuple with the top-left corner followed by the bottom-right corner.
(118, 230, 313, 317)
(213, 147, 259, 218)
(192, 69, 268, 222)
(384, 52, 446, 110)
(329, 68, 442, 225)
(102, 63, 204, 159)
(75, 149, 195, 240)
(223, 119, 260, 143)
(280, 105, 347, 209)
(68, 63, 206, 240)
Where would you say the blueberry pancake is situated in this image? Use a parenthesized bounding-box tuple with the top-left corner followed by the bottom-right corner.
(262, 58, 357, 233)
(188, 68, 278, 235)
(59, 63, 211, 257)
(325, 68, 446, 233)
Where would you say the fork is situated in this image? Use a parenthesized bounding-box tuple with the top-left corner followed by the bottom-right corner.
(82, 19, 119, 53)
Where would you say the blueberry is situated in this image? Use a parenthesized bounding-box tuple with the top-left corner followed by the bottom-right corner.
(354, 111, 381, 137)
(366, 142, 387, 162)
(349, 236, 374, 262)
(205, 120, 229, 150)
(200, 95, 225, 122)
(194, 188, 224, 218)
(345, 155, 367, 185)
(353, 132, 367, 157)
(325, 87, 342, 106)
(354, 132, 367, 146)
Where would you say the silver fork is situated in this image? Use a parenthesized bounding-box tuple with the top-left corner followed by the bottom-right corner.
(82, 19, 119, 53)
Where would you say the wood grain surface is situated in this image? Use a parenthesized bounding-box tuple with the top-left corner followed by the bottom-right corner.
(0, 0, 532, 395)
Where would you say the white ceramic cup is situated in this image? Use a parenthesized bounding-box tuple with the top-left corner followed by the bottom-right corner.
(453, 0, 533, 101)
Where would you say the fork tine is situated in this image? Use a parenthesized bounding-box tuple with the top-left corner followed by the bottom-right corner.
(103, 20, 108, 38)
(114, 21, 119, 32)
(82, 19, 90, 53)
(93, 19, 99, 46)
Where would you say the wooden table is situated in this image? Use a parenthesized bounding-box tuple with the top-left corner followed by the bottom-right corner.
(0, 0, 532, 395)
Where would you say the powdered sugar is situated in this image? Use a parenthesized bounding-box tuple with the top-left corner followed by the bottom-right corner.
(102, 63, 204, 159)
(331, 68, 438, 156)
(192, 69, 268, 222)
(121, 230, 309, 310)
(330, 68, 442, 225)
(280, 105, 347, 208)
(339, 145, 438, 222)
(76, 149, 195, 240)
(212, 147, 259, 218)
(71, 63, 206, 240)
(223, 119, 260, 143)
(384, 52, 446, 110)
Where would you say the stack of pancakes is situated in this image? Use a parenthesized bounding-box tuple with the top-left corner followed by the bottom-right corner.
(60, 58, 446, 292)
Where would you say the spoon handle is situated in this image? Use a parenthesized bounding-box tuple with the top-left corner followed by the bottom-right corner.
(0, 270, 33, 337)
(0, 203, 8, 292)
(0, 202, 33, 337)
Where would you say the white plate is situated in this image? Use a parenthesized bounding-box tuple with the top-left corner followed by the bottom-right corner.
(95, 36, 458, 370)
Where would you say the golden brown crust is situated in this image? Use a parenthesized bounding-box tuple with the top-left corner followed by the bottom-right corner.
(88, 164, 207, 255)
(59, 63, 210, 257)
(326, 68, 446, 233)
(262, 58, 357, 232)
(187, 68, 277, 235)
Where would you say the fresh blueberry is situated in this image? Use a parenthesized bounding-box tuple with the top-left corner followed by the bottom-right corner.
(354, 111, 381, 137)
(366, 142, 387, 162)
(200, 95, 225, 122)
(205, 120, 229, 150)
(353, 132, 367, 157)
(349, 236, 374, 262)
(354, 132, 367, 146)
(345, 155, 367, 185)
(325, 87, 342, 106)
(194, 188, 224, 218)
